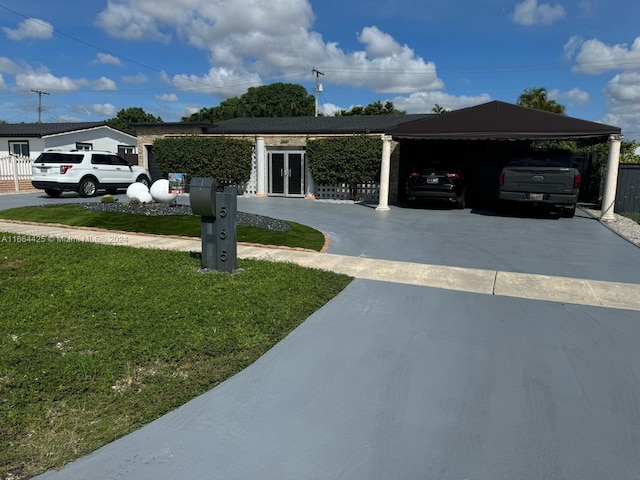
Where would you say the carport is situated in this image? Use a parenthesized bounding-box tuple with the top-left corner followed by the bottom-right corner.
(375, 101, 622, 220)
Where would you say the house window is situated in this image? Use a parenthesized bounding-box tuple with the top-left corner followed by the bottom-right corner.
(76, 143, 93, 150)
(118, 145, 136, 155)
(9, 141, 30, 157)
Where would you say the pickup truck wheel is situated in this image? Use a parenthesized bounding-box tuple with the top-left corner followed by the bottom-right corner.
(79, 178, 98, 197)
(44, 189, 62, 197)
(562, 205, 576, 218)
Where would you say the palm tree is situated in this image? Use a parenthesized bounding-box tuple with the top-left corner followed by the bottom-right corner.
(517, 87, 565, 114)
(431, 104, 449, 114)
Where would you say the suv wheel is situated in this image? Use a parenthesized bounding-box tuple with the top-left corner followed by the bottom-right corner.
(44, 189, 62, 197)
(136, 175, 151, 188)
(79, 177, 98, 197)
(455, 189, 466, 209)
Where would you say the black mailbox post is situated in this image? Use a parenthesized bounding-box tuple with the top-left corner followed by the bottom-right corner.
(189, 177, 217, 217)
(189, 177, 238, 273)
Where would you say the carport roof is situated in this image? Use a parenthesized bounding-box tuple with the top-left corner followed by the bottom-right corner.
(389, 100, 621, 142)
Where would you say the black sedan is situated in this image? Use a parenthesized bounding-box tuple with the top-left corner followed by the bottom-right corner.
(405, 165, 466, 209)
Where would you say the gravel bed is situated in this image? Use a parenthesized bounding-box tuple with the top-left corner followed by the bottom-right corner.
(80, 201, 291, 232)
(586, 208, 640, 247)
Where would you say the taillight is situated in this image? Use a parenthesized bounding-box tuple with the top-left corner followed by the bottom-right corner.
(409, 172, 420, 178)
(573, 174, 581, 189)
(446, 173, 460, 179)
(60, 165, 73, 174)
(498, 172, 505, 186)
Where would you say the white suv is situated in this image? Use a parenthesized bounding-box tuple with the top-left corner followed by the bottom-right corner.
(31, 150, 151, 197)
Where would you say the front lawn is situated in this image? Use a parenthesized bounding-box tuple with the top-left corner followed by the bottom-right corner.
(0, 237, 352, 479)
(0, 205, 326, 251)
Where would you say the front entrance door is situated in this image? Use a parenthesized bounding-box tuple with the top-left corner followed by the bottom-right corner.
(269, 152, 304, 197)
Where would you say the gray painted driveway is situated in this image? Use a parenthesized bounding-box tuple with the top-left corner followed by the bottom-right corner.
(2, 193, 640, 479)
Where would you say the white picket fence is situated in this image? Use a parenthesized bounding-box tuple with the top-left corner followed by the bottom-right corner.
(0, 154, 34, 192)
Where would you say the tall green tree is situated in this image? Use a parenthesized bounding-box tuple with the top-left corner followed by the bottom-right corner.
(336, 100, 405, 116)
(182, 83, 315, 122)
(517, 87, 565, 114)
(107, 107, 162, 135)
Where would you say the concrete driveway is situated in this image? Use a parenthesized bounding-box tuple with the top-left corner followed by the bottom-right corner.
(3, 193, 640, 479)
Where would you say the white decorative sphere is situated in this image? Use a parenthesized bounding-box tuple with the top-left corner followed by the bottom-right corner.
(136, 191, 154, 203)
(150, 179, 178, 204)
(126, 182, 149, 200)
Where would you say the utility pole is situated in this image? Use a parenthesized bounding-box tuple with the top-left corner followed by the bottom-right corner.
(312, 68, 324, 117)
(31, 89, 50, 123)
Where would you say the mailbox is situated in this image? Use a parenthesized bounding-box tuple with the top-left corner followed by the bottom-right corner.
(189, 177, 217, 217)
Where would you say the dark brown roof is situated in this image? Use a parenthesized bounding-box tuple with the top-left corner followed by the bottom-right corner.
(389, 101, 621, 141)
(0, 122, 127, 137)
(202, 114, 431, 135)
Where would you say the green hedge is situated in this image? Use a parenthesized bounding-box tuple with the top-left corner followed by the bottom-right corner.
(152, 136, 253, 186)
(306, 135, 382, 199)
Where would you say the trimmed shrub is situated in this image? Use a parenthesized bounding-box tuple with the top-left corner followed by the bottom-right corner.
(152, 136, 253, 187)
(306, 135, 383, 200)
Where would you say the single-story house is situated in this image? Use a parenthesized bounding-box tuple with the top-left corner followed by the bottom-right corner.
(133, 100, 623, 220)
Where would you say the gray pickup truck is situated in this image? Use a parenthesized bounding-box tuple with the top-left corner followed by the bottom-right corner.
(498, 149, 580, 217)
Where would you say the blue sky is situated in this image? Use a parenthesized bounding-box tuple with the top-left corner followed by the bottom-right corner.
(1, 0, 639, 139)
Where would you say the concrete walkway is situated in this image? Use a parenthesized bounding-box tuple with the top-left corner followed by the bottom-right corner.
(2, 219, 639, 311)
(3, 197, 640, 480)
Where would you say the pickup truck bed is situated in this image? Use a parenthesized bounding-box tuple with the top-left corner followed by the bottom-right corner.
(498, 150, 580, 217)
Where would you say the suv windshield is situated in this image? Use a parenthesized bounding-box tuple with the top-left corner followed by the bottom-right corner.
(36, 153, 84, 164)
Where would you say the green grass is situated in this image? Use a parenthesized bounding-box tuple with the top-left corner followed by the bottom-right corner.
(622, 212, 640, 224)
(0, 205, 326, 251)
(0, 236, 352, 479)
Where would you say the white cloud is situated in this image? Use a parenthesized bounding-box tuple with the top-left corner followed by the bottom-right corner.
(0, 74, 5, 89)
(388, 91, 492, 114)
(93, 77, 117, 91)
(563, 36, 640, 139)
(92, 53, 122, 66)
(510, 0, 565, 25)
(0, 57, 22, 74)
(95, 1, 171, 42)
(14, 68, 117, 93)
(157, 93, 178, 101)
(181, 104, 202, 118)
(123, 73, 148, 84)
(15, 72, 81, 92)
(170, 66, 262, 97)
(570, 37, 640, 74)
(357, 26, 400, 58)
(90, 103, 118, 116)
(563, 88, 590, 105)
(95, 1, 443, 95)
(3, 18, 53, 40)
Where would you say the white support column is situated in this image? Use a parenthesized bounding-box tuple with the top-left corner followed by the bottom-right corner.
(600, 134, 622, 221)
(376, 134, 392, 211)
(255, 136, 267, 197)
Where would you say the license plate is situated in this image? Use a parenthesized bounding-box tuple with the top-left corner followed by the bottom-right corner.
(426, 177, 439, 184)
(530, 193, 544, 200)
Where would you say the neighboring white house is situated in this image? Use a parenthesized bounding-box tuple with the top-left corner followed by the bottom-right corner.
(0, 122, 137, 193)
(0, 122, 137, 158)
